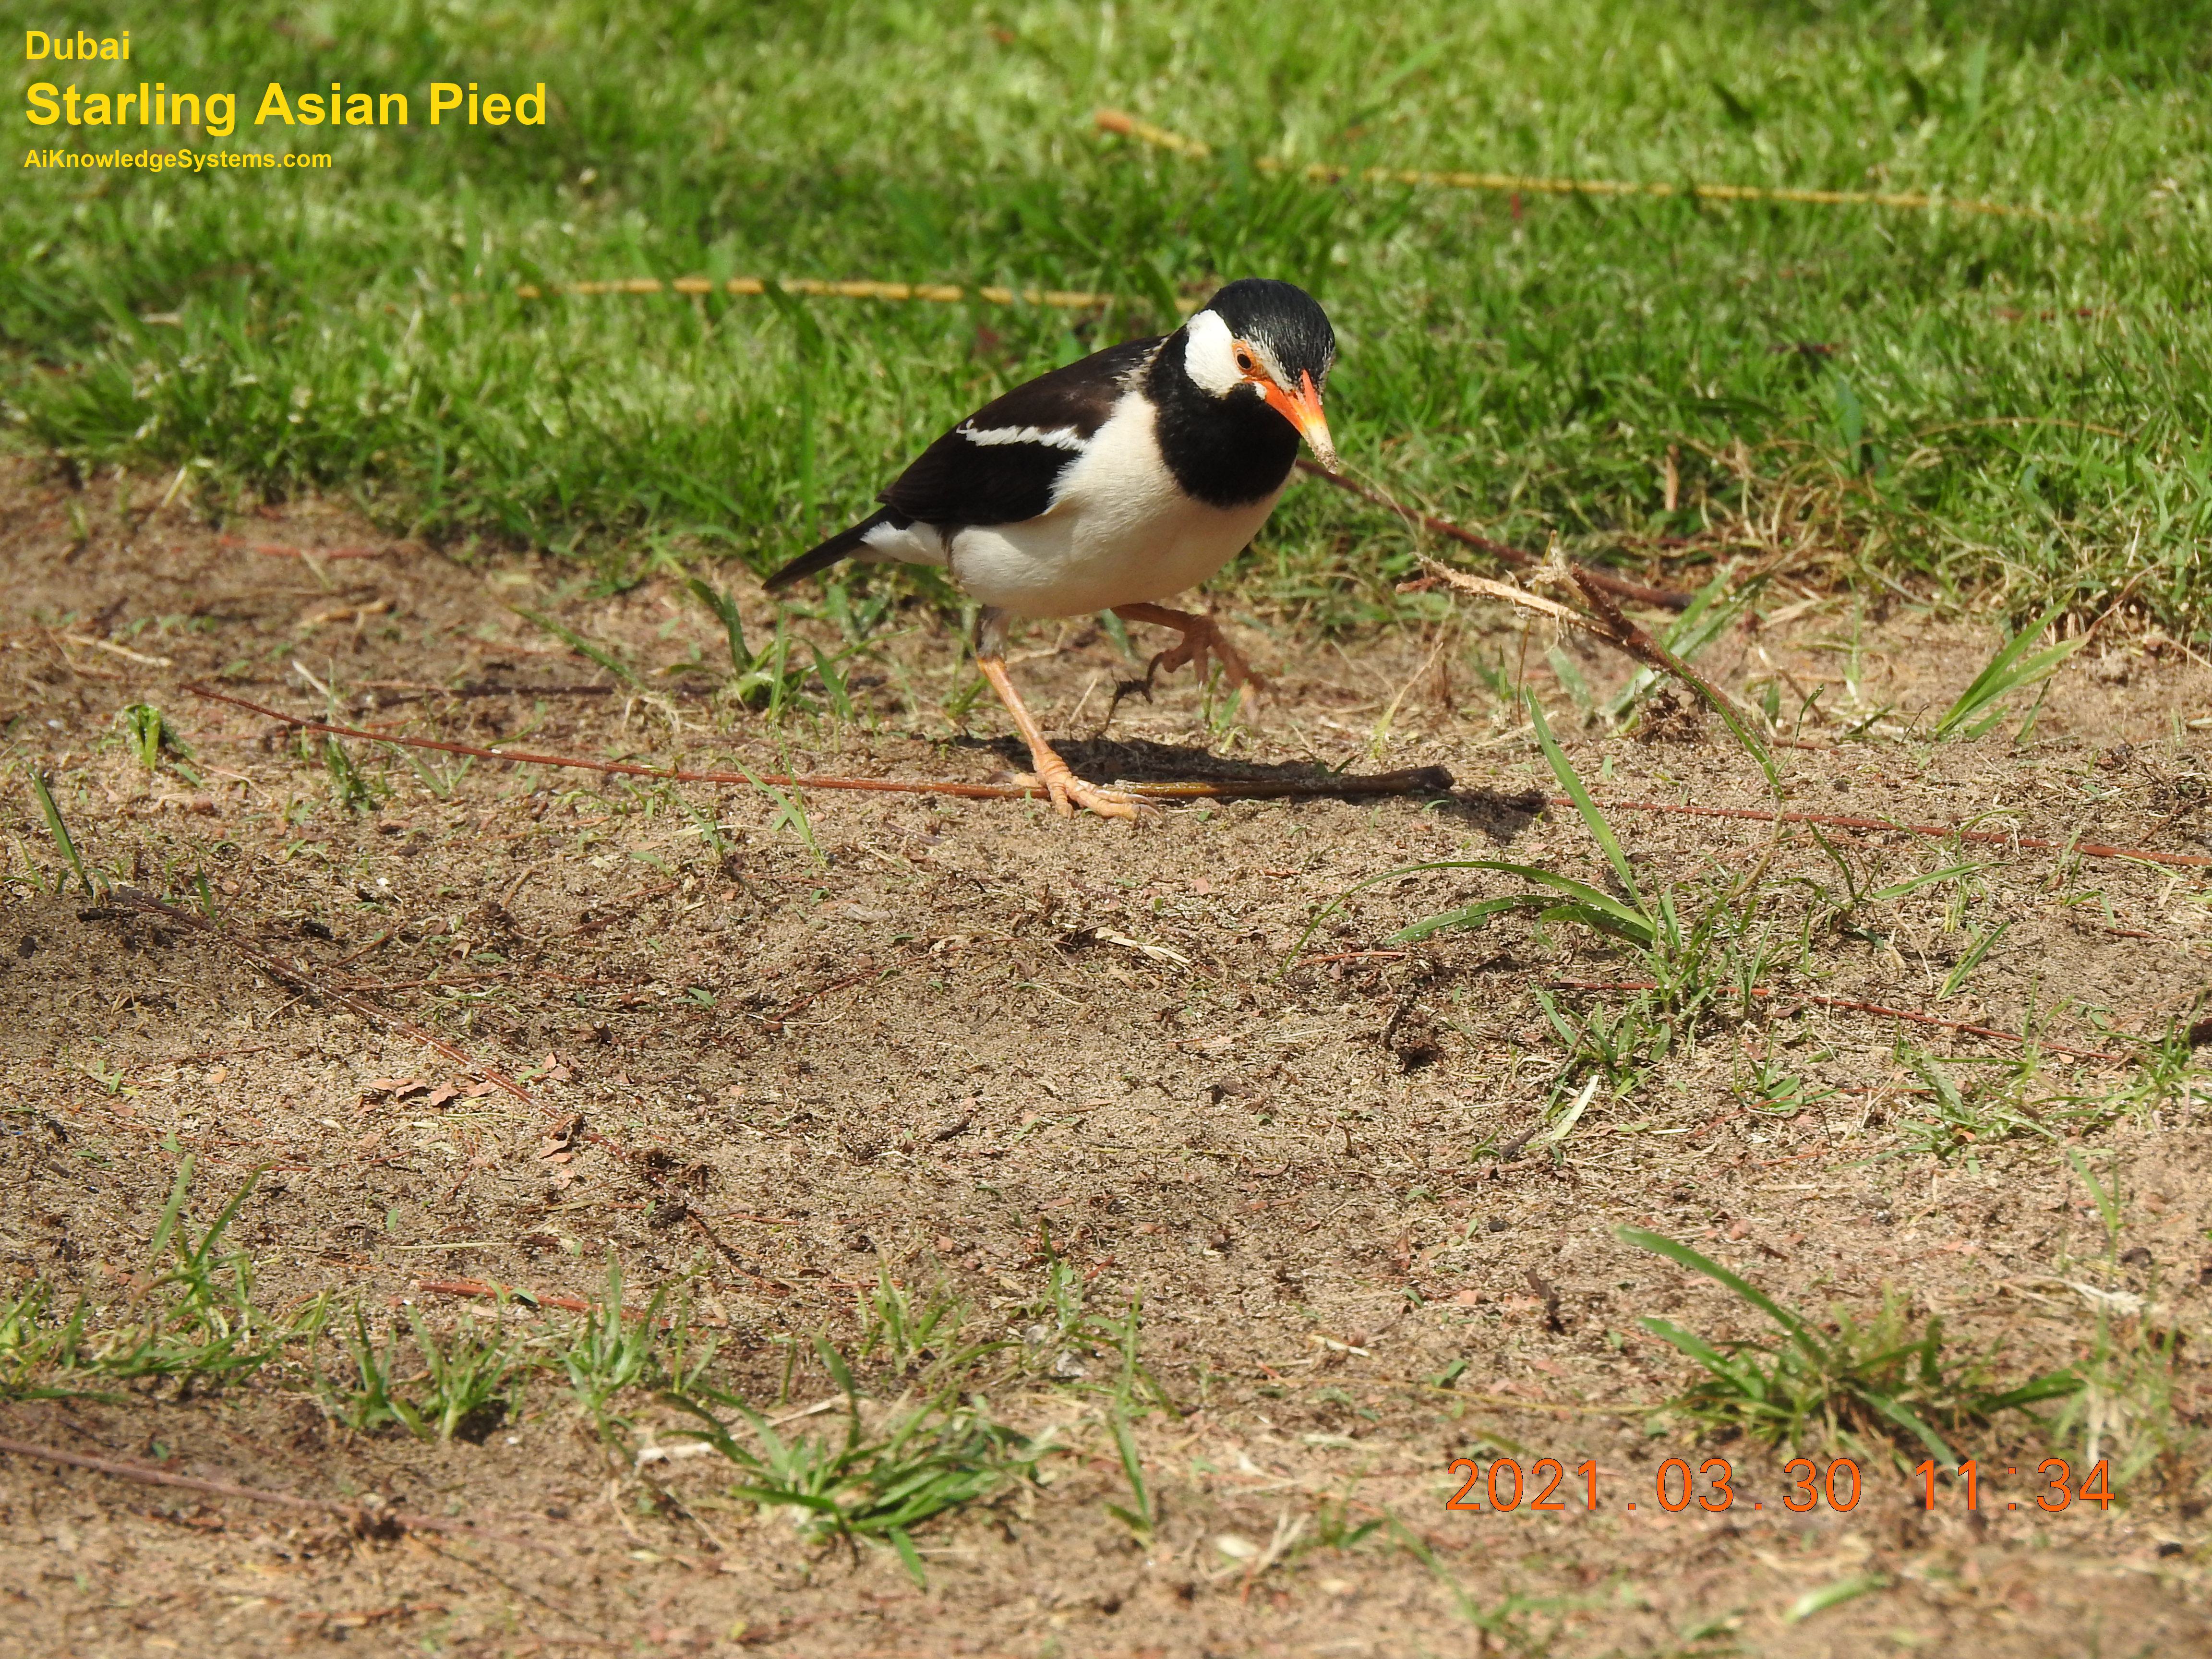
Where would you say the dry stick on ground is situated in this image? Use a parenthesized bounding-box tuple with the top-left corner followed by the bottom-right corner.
(214, 533, 397, 561)
(1569, 797, 2212, 872)
(1571, 570, 1743, 717)
(1404, 558, 1714, 683)
(105, 887, 534, 1106)
(1414, 567, 2168, 1055)
(541, 1126, 800, 1297)
(328, 927, 396, 968)
(1548, 980, 2127, 1062)
(353, 681, 709, 703)
(1414, 557, 1775, 767)
(684, 1211, 797, 1297)
(1407, 565, 2212, 872)
(411, 1277, 734, 1327)
(181, 685, 1454, 802)
(511, 274, 1123, 310)
(184, 686, 2210, 871)
(0, 1436, 556, 1552)
(1095, 107, 2089, 226)
(1297, 459, 1691, 610)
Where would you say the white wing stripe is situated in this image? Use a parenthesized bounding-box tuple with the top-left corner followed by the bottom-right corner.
(957, 421, 1088, 452)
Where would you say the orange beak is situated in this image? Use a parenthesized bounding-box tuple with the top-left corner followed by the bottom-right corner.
(1253, 370, 1338, 473)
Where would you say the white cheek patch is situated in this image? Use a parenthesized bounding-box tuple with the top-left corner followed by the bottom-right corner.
(1181, 309, 1244, 396)
(958, 421, 1088, 452)
(1247, 337, 1296, 394)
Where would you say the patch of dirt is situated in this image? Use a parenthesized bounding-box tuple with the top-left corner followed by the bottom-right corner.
(5, 457, 2212, 1656)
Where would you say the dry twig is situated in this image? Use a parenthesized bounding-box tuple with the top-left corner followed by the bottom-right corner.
(1560, 797, 2212, 872)
(1300, 460, 1690, 609)
(182, 685, 1453, 803)
(104, 887, 534, 1105)
(0, 1436, 553, 1550)
(1097, 107, 2089, 226)
(1548, 980, 2126, 1060)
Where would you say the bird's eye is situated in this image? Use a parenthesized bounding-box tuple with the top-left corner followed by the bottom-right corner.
(1235, 349, 1254, 372)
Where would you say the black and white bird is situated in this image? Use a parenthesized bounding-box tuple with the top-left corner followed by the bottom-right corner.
(764, 277, 1338, 819)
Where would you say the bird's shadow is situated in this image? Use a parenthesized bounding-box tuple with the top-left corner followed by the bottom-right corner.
(950, 734, 1544, 845)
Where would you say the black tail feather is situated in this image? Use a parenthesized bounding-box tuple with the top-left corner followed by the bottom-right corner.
(762, 508, 897, 592)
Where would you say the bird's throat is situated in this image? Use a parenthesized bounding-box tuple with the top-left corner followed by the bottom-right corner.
(1145, 336, 1302, 510)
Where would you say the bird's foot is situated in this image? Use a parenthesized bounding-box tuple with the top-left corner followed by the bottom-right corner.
(1114, 605, 1269, 705)
(1030, 755, 1147, 820)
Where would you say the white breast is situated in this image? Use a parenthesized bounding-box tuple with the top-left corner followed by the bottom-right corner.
(945, 398, 1285, 618)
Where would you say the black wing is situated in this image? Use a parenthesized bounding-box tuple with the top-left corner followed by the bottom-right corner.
(881, 334, 1163, 528)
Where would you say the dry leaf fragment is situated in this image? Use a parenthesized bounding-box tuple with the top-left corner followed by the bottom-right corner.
(1098, 930, 1192, 966)
(540, 1113, 586, 1162)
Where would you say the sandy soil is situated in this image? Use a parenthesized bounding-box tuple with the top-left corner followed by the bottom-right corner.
(4, 456, 2212, 1658)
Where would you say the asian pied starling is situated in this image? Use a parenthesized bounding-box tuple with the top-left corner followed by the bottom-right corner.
(764, 277, 1337, 819)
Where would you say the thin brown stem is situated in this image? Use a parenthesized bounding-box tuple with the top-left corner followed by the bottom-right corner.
(181, 685, 1451, 803)
(1546, 980, 2124, 1060)
(1296, 459, 1692, 609)
(0, 1436, 554, 1551)
(1549, 796, 2212, 871)
(105, 886, 534, 1106)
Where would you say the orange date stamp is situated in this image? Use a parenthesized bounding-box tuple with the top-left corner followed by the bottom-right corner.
(1444, 1455, 2117, 1514)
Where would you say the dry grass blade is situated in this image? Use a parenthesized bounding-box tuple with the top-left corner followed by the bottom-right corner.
(1095, 107, 2090, 225)
(1569, 573, 1777, 789)
(1407, 558, 1777, 787)
(1307, 460, 1691, 609)
(1411, 564, 1587, 629)
(508, 608, 639, 686)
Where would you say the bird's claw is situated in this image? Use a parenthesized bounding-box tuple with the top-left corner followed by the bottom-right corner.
(1034, 767, 1148, 821)
(1098, 619, 1265, 737)
(1149, 616, 1268, 703)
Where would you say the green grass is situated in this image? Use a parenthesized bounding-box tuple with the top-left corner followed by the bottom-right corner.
(0, 1168, 1134, 1558)
(118, 702, 201, 784)
(6, 1, 2212, 634)
(24, 769, 93, 895)
(667, 1338, 1041, 1586)
(327, 1302, 527, 1441)
(1301, 691, 1792, 1101)
(1621, 1226, 2081, 1459)
(0, 1160, 310, 1400)
(660, 1268, 1166, 1583)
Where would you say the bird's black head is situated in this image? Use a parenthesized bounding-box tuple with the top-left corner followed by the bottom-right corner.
(1181, 278, 1339, 472)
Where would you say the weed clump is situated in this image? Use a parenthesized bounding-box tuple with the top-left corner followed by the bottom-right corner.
(1622, 1227, 2080, 1460)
